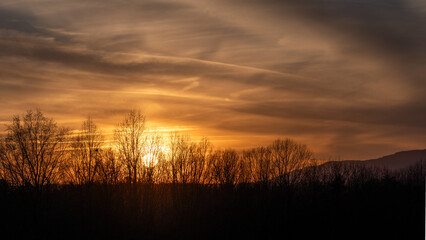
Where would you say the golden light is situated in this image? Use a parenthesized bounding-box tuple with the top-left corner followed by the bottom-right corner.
(142, 153, 158, 168)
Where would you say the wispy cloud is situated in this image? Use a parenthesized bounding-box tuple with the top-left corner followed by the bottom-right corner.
(0, 0, 425, 159)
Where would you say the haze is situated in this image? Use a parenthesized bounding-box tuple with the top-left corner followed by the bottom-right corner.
(1, 0, 425, 159)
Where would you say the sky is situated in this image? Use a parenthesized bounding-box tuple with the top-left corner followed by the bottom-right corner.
(0, 0, 425, 160)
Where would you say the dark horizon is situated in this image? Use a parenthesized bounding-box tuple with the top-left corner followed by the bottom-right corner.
(0, 108, 424, 240)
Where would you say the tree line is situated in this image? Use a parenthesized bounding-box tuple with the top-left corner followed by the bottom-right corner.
(1, 109, 424, 192)
(0, 109, 424, 239)
(0, 109, 318, 191)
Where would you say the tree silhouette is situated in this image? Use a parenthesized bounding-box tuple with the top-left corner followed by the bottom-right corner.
(114, 110, 146, 184)
(0, 109, 69, 192)
(66, 117, 103, 185)
(209, 149, 239, 185)
(168, 133, 192, 184)
(141, 133, 162, 183)
(246, 146, 272, 184)
(238, 150, 254, 184)
(97, 148, 123, 184)
(0, 109, 423, 239)
(269, 138, 313, 185)
(191, 137, 211, 184)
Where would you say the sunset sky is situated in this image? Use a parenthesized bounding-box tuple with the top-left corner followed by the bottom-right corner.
(0, 0, 425, 160)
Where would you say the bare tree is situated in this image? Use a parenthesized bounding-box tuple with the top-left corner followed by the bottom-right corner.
(114, 110, 146, 184)
(238, 150, 254, 184)
(176, 134, 192, 184)
(209, 149, 240, 185)
(249, 146, 273, 184)
(168, 132, 180, 183)
(269, 138, 313, 185)
(164, 133, 211, 184)
(66, 117, 103, 185)
(0, 109, 69, 192)
(168, 133, 192, 183)
(153, 150, 169, 183)
(188, 137, 211, 184)
(97, 148, 123, 184)
(141, 133, 163, 183)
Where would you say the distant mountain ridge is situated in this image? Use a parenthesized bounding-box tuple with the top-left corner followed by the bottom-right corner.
(348, 149, 426, 170)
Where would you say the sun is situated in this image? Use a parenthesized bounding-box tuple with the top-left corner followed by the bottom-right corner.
(141, 132, 173, 168)
(142, 153, 158, 168)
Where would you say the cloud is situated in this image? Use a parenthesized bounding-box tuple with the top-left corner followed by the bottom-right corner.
(0, 0, 425, 159)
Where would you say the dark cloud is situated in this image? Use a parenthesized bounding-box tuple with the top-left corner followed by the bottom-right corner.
(0, 0, 425, 159)
(0, 8, 39, 33)
(231, 99, 426, 128)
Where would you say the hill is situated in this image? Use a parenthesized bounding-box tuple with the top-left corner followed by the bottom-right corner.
(315, 149, 426, 174)
(358, 149, 426, 170)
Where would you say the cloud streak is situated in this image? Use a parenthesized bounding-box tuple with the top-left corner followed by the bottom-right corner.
(0, 0, 425, 159)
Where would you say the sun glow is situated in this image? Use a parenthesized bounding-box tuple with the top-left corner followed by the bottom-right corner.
(142, 153, 158, 168)
(142, 139, 171, 168)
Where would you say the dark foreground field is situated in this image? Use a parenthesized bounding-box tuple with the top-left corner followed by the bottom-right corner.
(0, 173, 424, 240)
